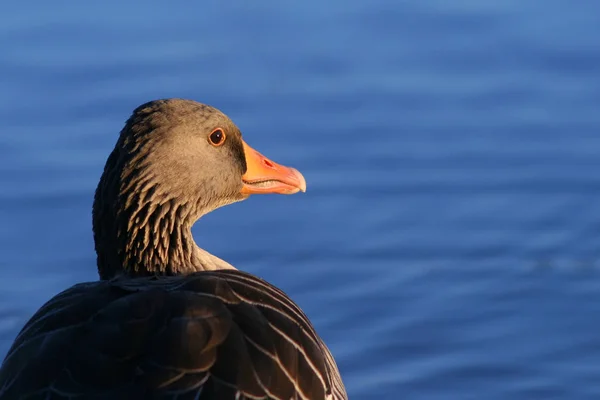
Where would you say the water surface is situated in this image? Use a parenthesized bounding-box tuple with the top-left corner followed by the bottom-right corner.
(1, 1, 600, 398)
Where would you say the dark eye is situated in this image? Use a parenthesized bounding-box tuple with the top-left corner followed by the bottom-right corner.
(209, 128, 226, 146)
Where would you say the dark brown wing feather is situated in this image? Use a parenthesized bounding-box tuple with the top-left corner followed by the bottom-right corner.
(0, 270, 346, 400)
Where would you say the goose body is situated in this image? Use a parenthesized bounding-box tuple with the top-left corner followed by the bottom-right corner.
(0, 99, 347, 399)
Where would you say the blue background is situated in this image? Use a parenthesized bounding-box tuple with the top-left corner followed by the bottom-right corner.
(1, 1, 600, 398)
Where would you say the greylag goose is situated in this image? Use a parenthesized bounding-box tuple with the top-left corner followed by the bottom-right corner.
(0, 99, 347, 399)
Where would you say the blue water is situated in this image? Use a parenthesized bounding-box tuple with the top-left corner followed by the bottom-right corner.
(2, 1, 600, 398)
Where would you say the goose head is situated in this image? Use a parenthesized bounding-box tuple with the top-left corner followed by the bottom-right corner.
(92, 99, 306, 278)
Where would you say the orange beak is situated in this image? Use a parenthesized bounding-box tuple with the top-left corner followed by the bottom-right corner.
(240, 140, 307, 195)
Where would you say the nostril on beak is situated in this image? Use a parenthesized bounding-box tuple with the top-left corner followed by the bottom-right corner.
(263, 159, 274, 168)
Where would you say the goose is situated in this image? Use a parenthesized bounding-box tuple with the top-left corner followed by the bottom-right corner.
(0, 99, 347, 400)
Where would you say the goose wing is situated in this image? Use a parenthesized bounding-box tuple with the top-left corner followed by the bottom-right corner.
(0, 270, 346, 400)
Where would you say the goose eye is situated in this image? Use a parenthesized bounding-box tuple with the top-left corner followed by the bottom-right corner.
(209, 129, 226, 146)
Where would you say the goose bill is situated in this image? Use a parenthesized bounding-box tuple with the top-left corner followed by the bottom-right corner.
(240, 140, 307, 195)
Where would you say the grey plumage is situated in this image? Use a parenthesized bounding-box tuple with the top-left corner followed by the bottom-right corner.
(0, 99, 347, 400)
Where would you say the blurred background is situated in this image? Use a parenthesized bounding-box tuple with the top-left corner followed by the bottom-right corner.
(1, 1, 600, 398)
